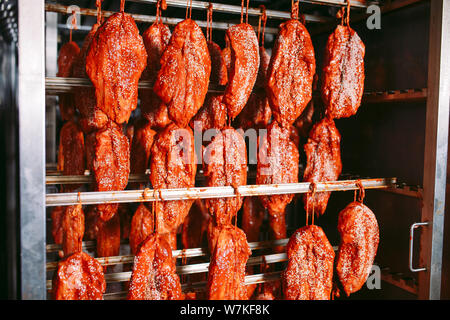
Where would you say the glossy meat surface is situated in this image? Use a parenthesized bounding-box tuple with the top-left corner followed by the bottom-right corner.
(57, 120, 85, 192)
(182, 200, 211, 249)
(84, 206, 100, 241)
(222, 23, 259, 120)
(283, 225, 334, 300)
(255, 46, 270, 88)
(62, 204, 85, 257)
(256, 121, 299, 215)
(266, 19, 315, 128)
(96, 211, 121, 258)
(86, 12, 147, 124)
(303, 117, 342, 216)
(208, 41, 228, 86)
(128, 233, 182, 300)
(150, 124, 197, 234)
(322, 25, 365, 119)
(154, 19, 211, 127)
(51, 206, 65, 244)
(234, 92, 271, 130)
(268, 211, 286, 254)
(53, 251, 106, 300)
(92, 122, 130, 221)
(118, 203, 132, 240)
(130, 119, 156, 186)
(203, 127, 247, 225)
(241, 197, 265, 243)
(189, 93, 227, 133)
(57, 41, 80, 121)
(337, 201, 379, 296)
(207, 225, 251, 300)
(129, 203, 154, 255)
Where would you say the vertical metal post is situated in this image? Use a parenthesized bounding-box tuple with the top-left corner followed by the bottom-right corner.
(45, 11, 57, 165)
(419, 0, 450, 300)
(17, 0, 46, 299)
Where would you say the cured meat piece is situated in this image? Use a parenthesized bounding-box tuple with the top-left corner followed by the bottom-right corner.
(255, 281, 281, 300)
(154, 19, 211, 127)
(303, 117, 342, 216)
(86, 11, 147, 124)
(203, 127, 247, 225)
(96, 211, 121, 258)
(118, 203, 132, 240)
(294, 102, 314, 139)
(57, 41, 80, 121)
(257, 121, 299, 215)
(222, 47, 231, 76)
(283, 225, 334, 300)
(208, 41, 228, 86)
(57, 120, 85, 192)
(268, 211, 286, 254)
(207, 225, 251, 300)
(255, 46, 270, 88)
(130, 119, 156, 189)
(336, 201, 379, 296)
(84, 206, 100, 241)
(53, 251, 106, 300)
(189, 93, 226, 133)
(234, 92, 271, 130)
(322, 25, 365, 119)
(206, 219, 221, 253)
(140, 22, 172, 129)
(128, 233, 182, 300)
(51, 206, 64, 245)
(182, 200, 211, 249)
(72, 23, 109, 133)
(150, 124, 197, 234)
(129, 203, 154, 255)
(241, 197, 265, 242)
(62, 204, 85, 257)
(222, 23, 259, 120)
(92, 122, 130, 221)
(266, 19, 315, 128)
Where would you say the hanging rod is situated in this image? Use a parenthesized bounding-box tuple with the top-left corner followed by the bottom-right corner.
(45, 177, 396, 207)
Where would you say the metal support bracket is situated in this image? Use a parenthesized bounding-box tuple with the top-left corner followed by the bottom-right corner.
(409, 222, 429, 272)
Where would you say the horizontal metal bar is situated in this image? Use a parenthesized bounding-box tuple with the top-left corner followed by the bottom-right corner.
(363, 88, 427, 104)
(46, 173, 149, 185)
(45, 178, 397, 207)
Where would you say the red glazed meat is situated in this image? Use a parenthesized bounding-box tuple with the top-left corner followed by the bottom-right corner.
(96, 211, 121, 258)
(57, 41, 80, 121)
(189, 93, 227, 133)
(208, 41, 228, 86)
(51, 206, 65, 245)
(241, 197, 265, 243)
(182, 200, 211, 249)
(129, 203, 154, 255)
(234, 92, 271, 130)
(61, 204, 85, 257)
(130, 119, 156, 188)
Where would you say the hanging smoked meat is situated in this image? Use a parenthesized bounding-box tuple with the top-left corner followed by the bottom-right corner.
(207, 225, 251, 300)
(96, 211, 121, 258)
(129, 119, 156, 188)
(336, 201, 379, 296)
(322, 25, 365, 119)
(128, 233, 182, 300)
(203, 127, 247, 226)
(283, 225, 335, 300)
(84, 206, 100, 241)
(61, 203, 85, 257)
(268, 211, 286, 254)
(57, 120, 85, 192)
(294, 101, 315, 140)
(266, 19, 315, 128)
(303, 117, 342, 216)
(51, 206, 64, 244)
(129, 203, 154, 255)
(182, 199, 211, 249)
(118, 203, 132, 240)
(256, 121, 299, 215)
(154, 19, 211, 128)
(150, 124, 197, 235)
(189, 93, 227, 133)
(86, 10, 147, 124)
(53, 251, 106, 300)
(255, 46, 270, 89)
(241, 197, 265, 243)
(140, 21, 172, 129)
(222, 23, 259, 120)
(72, 22, 109, 133)
(92, 122, 130, 221)
(233, 92, 271, 131)
(208, 41, 228, 86)
(57, 41, 80, 121)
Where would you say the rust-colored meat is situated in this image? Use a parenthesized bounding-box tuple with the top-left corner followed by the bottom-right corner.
(182, 199, 211, 249)
(129, 203, 154, 255)
(86, 11, 147, 124)
(84, 206, 100, 241)
(118, 203, 132, 240)
(72, 23, 109, 133)
(207, 225, 251, 300)
(51, 206, 65, 244)
(130, 119, 156, 188)
(222, 23, 259, 120)
(203, 127, 247, 226)
(268, 211, 286, 254)
(336, 201, 379, 296)
(53, 251, 106, 300)
(154, 19, 211, 127)
(266, 19, 315, 128)
(322, 25, 365, 119)
(208, 41, 228, 86)
(57, 41, 80, 121)
(234, 92, 271, 130)
(255, 46, 270, 88)
(140, 22, 172, 129)
(96, 210, 121, 258)
(62, 204, 85, 257)
(303, 117, 342, 216)
(294, 101, 315, 140)
(241, 197, 265, 243)
(256, 121, 299, 215)
(189, 93, 227, 133)
(283, 225, 335, 300)
(92, 122, 130, 221)
(57, 120, 85, 192)
(128, 233, 182, 300)
(150, 124, 197, 234)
